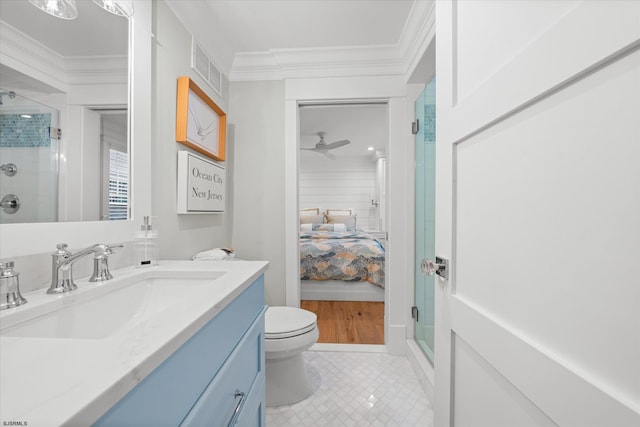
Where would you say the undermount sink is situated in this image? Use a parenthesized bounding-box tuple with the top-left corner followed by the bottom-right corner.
(1, 270, 225, 340)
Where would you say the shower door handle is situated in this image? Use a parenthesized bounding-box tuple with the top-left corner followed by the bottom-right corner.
(420, 257, 449, 280)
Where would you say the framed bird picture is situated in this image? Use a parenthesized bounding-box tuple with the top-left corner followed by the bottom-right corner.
(176, 76, 226, 161)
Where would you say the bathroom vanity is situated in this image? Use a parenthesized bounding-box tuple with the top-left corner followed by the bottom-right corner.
(0, 260, 268, 426)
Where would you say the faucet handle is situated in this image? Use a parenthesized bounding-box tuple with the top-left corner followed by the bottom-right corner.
(91, 243, 124, 259)
(1, 260, 16, 275)
(106, 244, 124, 255)
(54, 243, 71, 257)
(89, 244, 123, 282)
(0, 260, 27, 310)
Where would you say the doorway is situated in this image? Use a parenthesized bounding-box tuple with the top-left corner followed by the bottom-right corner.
(298, 102, 388, 345)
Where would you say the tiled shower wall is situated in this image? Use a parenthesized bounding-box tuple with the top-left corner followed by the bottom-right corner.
(0, 113, 58, 223)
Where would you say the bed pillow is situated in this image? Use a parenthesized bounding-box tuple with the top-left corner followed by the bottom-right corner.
(312, 223, 347, 232)
(300, 208, 320, 215)
(300, 214, 323, 225)
(325, 214, 356, 230)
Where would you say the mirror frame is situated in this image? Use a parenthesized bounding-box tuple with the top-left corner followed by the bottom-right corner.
(0, 0, 152, 259)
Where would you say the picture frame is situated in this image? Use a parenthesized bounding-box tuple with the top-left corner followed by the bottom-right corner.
(176, 76, 226, 161)
(177, 151, 225, 214)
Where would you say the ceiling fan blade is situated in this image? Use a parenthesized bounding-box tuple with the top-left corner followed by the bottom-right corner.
(322, 151, 336, 160)
(324, 139, 350, 150)
(300, 147, 316, 151)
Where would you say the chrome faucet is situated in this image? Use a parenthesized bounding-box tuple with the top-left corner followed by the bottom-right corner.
(1, 261, 27, 310)
(47, 243, 123, 294)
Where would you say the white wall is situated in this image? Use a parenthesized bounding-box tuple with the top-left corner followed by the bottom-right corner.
(151, 1, 232, 260)
(227, 80, 286, 305)
(299, 156, 377, 230)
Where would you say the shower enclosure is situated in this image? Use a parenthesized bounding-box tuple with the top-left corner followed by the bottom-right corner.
(0, 89, 59, 223)
(414, 78, 436, 363)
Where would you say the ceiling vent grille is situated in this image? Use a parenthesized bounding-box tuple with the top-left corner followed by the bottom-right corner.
(191, 37, 222, 96)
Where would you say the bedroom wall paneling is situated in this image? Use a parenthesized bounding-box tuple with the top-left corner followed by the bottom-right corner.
(285, 75, 411, 355)
(434, 1, 640, 425)
(299, 157, 377, 230)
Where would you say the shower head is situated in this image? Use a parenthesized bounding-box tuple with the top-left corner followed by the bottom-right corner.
(0, 91, 16, 105)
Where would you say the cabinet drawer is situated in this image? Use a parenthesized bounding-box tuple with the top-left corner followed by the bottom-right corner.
(181, 308, 265, 427)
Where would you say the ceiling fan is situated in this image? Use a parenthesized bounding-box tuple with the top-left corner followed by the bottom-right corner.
(301, 132, 350, 159)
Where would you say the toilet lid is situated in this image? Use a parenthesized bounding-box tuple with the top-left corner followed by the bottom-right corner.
(265, 306, 317, 339)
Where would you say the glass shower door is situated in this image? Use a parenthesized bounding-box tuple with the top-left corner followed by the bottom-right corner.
(414, 78, 436, 363)
(0, 90, 59, 224)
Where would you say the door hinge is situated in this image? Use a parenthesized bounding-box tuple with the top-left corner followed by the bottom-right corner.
(411, 119, 419, 135)
(411, 306, 419, 322)
(49, 127, 62, 139)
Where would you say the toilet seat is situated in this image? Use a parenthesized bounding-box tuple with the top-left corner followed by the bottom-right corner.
(265, 306, 317, 339)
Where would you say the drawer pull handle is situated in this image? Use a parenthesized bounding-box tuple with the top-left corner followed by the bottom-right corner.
(227, 389, 246, 427)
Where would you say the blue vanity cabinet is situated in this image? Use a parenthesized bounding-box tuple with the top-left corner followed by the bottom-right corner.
(180, 313, 265, 426)
(93, 276, 266, 427)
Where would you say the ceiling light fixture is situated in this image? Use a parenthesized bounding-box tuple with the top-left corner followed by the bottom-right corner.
(28, 0, 134, 19)
(28, 0, 78, 20)
(367, 146, 375, 151)
(92, 0, 134, 18)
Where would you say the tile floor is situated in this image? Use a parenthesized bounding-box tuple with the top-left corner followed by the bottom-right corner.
(266, 351, 434, 426)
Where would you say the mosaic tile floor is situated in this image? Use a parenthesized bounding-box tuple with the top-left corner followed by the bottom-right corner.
(266, 351, 434, 426)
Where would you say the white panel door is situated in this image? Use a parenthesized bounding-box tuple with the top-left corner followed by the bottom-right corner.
(433, 1, 640, 426)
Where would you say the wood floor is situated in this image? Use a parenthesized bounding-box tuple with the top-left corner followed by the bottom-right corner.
(301, 300, 384, 345)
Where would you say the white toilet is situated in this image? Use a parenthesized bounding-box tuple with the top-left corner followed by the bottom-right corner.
(264, 306, 319, 407)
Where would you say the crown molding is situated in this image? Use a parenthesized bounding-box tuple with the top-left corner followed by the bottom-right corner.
(65, 55, 128, 85)
(0, 21, 67, 91)
(229, 0, 435, 82)
(398, 0, 436, 78)
(230, 44, 404, 81)
(0, 21, 127, 90)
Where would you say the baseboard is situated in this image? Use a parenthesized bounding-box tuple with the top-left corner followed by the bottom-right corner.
(310, 343, 387, 353)
(300, 280, 385, 302)
(406, 340, 434, 403)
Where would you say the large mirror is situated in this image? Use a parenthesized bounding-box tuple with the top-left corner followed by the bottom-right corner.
(0, 0, 129, 224)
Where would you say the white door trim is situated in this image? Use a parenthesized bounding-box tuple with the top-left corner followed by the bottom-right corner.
(283, 75, 412, 355)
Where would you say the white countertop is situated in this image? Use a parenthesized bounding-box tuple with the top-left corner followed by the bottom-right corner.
(0, 260, 268, 427)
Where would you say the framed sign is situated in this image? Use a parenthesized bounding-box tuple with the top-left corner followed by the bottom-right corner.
(177, 151, 225, 214)
(176, 76, 226, 161)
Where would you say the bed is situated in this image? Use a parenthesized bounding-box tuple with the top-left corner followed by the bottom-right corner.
(299, 220, 385, 301)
